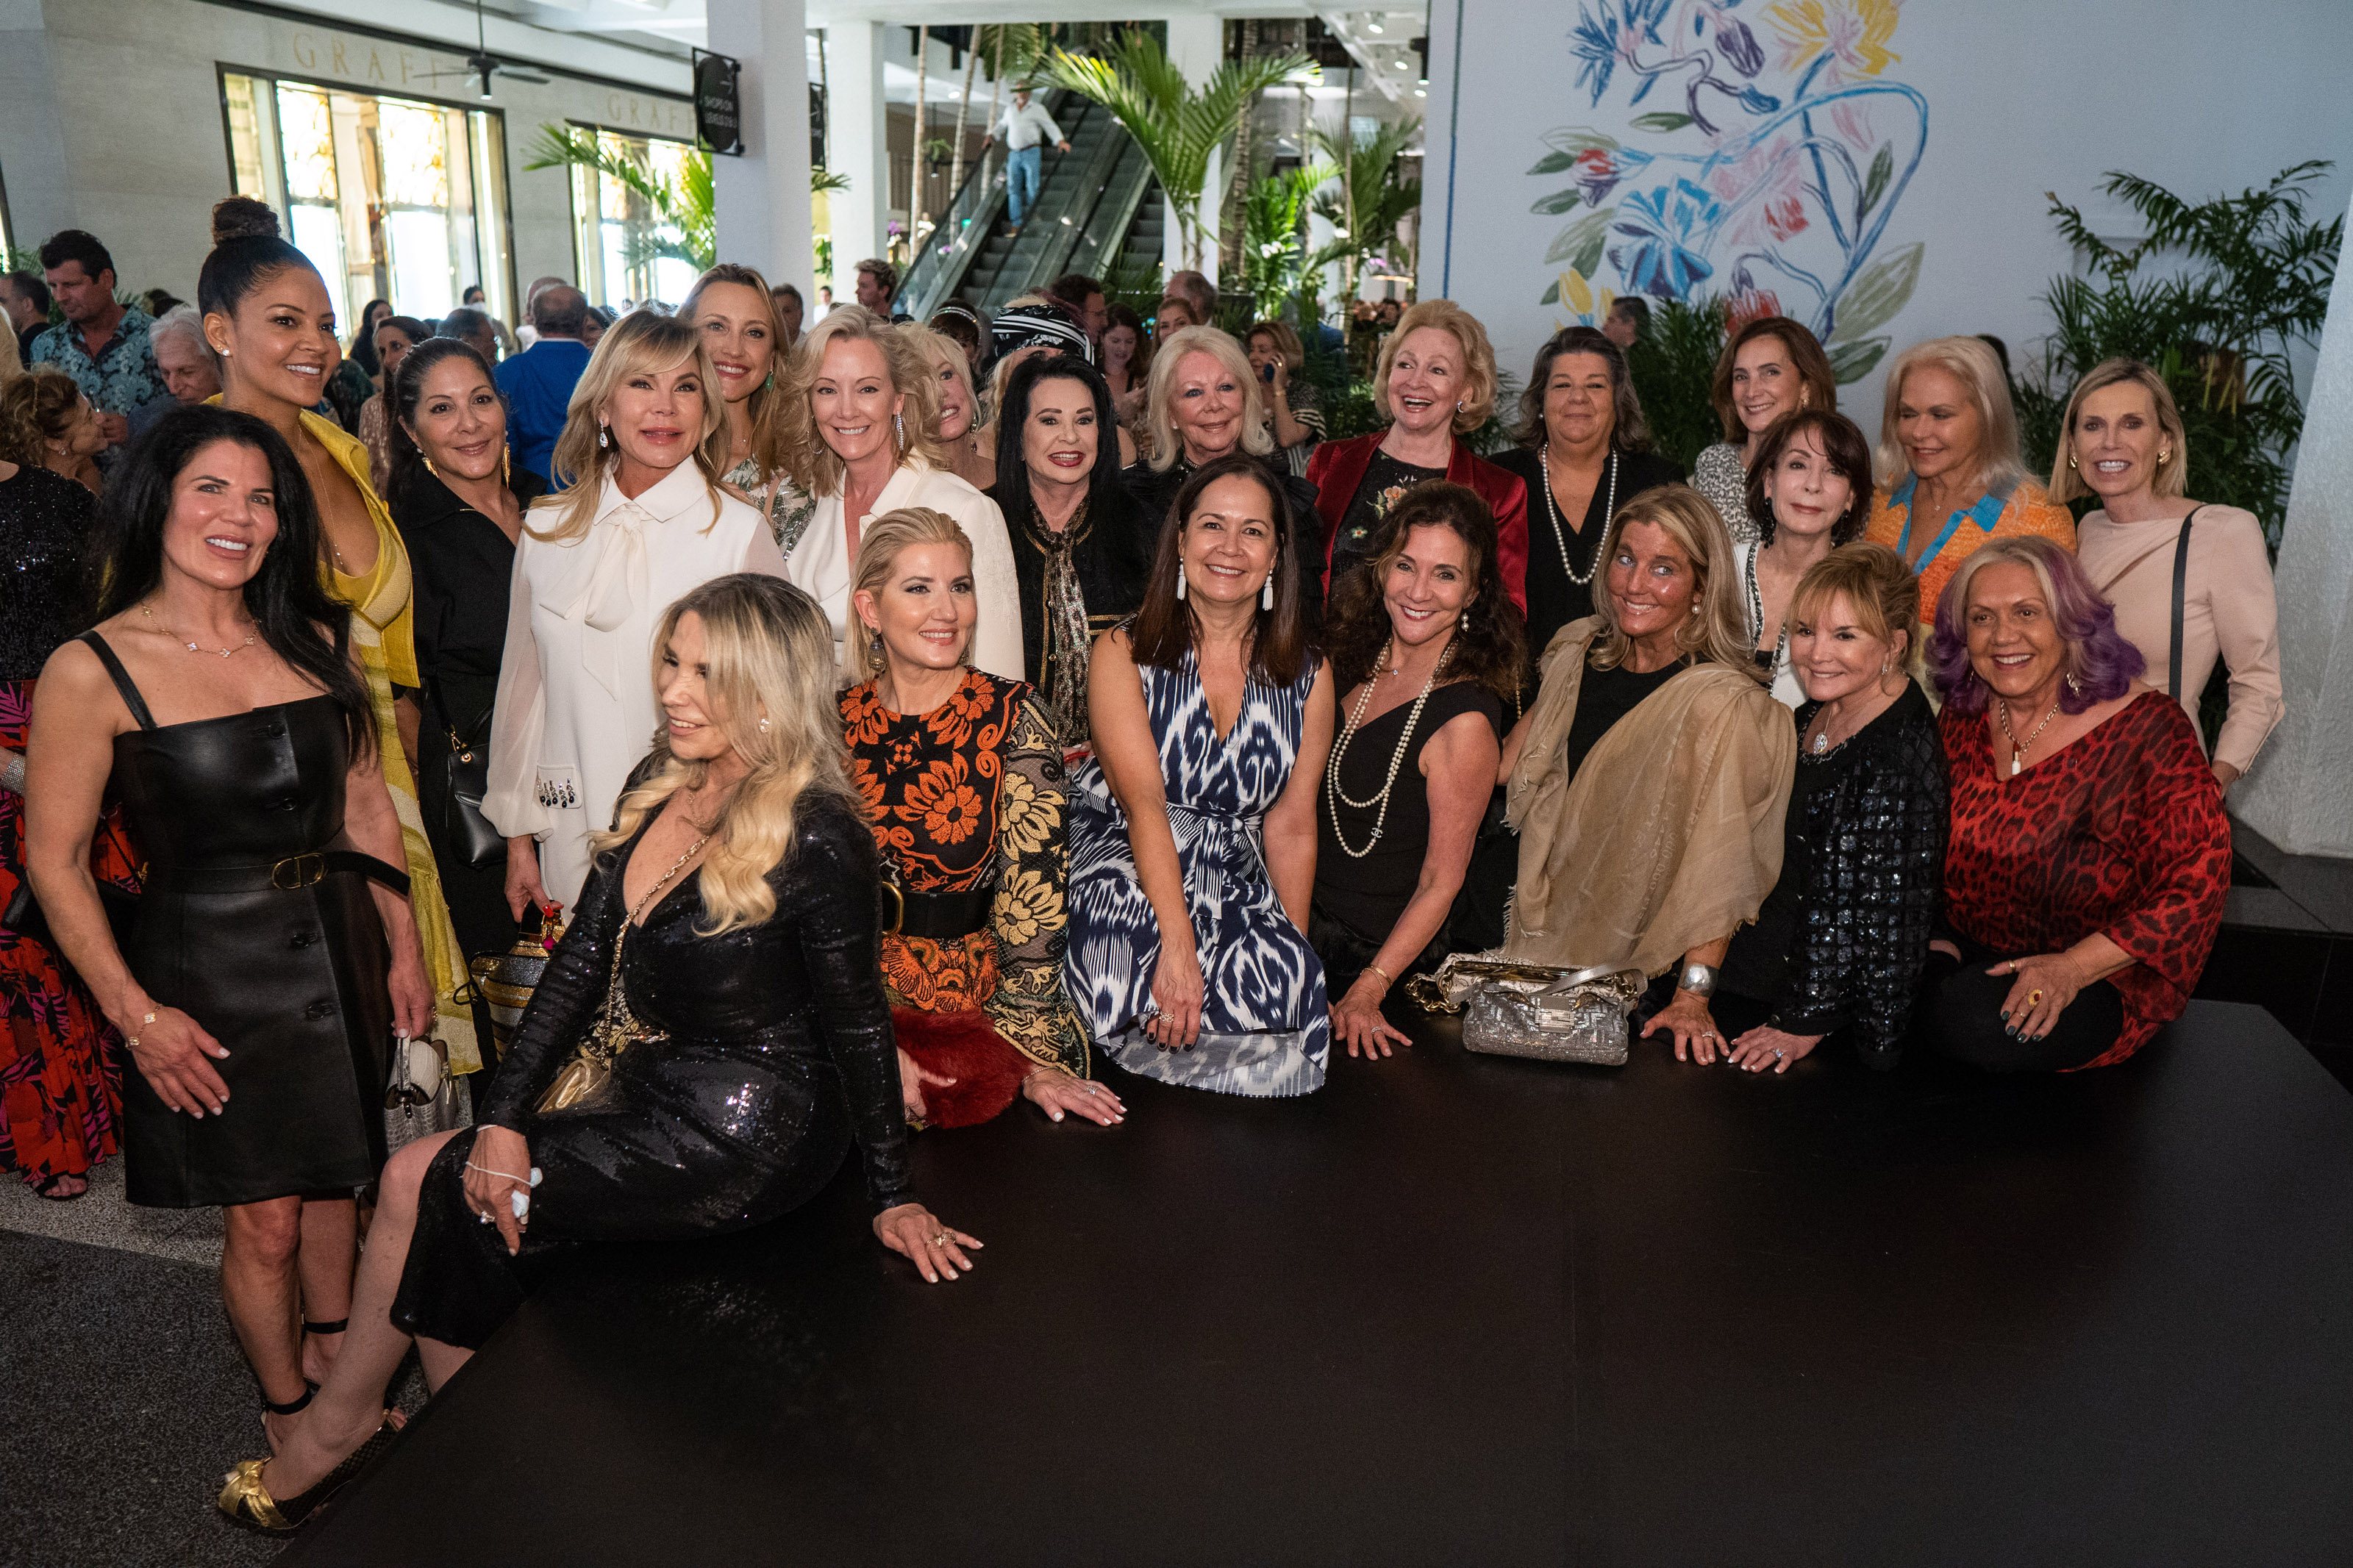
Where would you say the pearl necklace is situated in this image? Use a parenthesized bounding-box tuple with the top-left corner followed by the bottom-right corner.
(1538, 445, 1615, 588)
(140, 604, 257, 659)
(1324, 636, 1453, 859)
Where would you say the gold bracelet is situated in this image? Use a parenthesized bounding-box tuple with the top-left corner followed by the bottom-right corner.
(1363, 964, 1394, 990)
(124, 1009, 156, 1050)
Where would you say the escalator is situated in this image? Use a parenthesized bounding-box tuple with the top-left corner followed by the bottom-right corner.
(898, 88, 1165, 321)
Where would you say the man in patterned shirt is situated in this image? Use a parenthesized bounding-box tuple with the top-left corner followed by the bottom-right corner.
(30, 229, 163, 465)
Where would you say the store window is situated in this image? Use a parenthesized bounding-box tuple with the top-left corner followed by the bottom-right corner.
(565, 126, 699, 312)
(222, 71, 513, 333)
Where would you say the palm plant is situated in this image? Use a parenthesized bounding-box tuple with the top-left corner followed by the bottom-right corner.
(1238, 158, 1333, 321)
(1305, 116, 1422, 329)
(528, 125, 850, 277)
(1624, 296, 1729, 473)
(2015, 162, 2339, 548)
(1043, 30, 1309, 273)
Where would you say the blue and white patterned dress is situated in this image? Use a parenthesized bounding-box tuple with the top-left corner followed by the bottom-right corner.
(1065, 650, 1329, 1096)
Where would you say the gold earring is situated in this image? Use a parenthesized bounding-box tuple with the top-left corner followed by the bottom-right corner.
(422, 454, 441, 479)
(2158, 448, 2171, 464)
(2067, 452, 2078, 470)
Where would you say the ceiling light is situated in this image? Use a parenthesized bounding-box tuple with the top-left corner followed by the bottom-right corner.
(1393, 58, 1410, 69)
(1367, 21, 1383, 32)
(1413, 87, 1427, 97)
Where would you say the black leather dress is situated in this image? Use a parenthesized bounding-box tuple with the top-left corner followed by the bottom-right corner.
(86, 633, 397, 1209)
(391, 794, 915, 1350)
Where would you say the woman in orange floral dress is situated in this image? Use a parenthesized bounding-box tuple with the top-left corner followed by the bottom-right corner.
(841, 506, 1121, 1129)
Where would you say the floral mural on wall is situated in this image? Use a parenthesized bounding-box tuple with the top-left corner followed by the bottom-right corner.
(1533, 0, 1928, 382)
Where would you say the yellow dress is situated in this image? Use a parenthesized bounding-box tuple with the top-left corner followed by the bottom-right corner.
(301, 411, 483, 1074)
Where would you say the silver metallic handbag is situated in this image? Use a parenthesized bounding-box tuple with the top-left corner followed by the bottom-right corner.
(1412, 957, 1644, 1067)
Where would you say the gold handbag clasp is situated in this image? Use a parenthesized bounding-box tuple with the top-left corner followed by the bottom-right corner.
(271, 852, 326, 889)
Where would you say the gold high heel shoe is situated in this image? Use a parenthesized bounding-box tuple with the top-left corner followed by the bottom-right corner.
(218, 1411, 400, 1533)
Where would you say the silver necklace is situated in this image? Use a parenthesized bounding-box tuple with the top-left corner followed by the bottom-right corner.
(1324, 636, 1454, 859)
(140, 604, 257, 659)
(1538, 445, 1614, 588)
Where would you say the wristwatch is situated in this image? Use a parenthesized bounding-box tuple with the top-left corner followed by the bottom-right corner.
(1677, 962, 1719, 998)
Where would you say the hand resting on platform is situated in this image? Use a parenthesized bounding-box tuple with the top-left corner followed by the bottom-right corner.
(875, 1203, 983, 1283)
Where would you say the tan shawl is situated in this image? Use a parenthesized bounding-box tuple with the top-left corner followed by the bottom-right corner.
(1503, 618, 1796, 977)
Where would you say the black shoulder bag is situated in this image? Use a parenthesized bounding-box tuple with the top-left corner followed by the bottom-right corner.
(424, 679, 507, 868)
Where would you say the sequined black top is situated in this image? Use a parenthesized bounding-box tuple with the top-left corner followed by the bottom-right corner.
(475, 794, 915, 1214)
(0, 464, 98, 681)
(1720, 682, 1946, 1056)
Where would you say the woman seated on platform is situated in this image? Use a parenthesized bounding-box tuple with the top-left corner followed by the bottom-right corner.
(985, 355, 1153, 745)
(485, 310, 788, 916)
(1863, 336, 2076, 638)
(221, 574, 976, 1533)
(1313, 483, 1521, 1059)
(2054, 357, 2283, 792)
(1732, 409, 1875, 706)
(1921, 536, 2229, 1072)
(775, 306, 1021, 682)
(1721, 544, 1945, 1075)
(843, 507, 1118, 1130)
(1496, 484, 1795, 1064)
(27, 405, 434, 1454)
(1308, 301, 1527, 612)
(1067, 454, 1335, 1097)
(1690, 315, 1838, 545)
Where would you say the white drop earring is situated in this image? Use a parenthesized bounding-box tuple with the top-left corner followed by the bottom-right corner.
(598, 423, 613, 451)
(757, 715, 771, 733)
(1262, 573, 1274, 611)
(1176, 562, 1188, 601)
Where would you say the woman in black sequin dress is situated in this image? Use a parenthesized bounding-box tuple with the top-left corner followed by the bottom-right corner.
(226, 574, 976, 1533)
(0, 454, 134, 1199)
(1719, 544, 1946, 1073)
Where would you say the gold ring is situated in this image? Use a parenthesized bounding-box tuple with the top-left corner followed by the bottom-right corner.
(2026, 989, 2045, 1007)
(930, 1232, 949, 1247)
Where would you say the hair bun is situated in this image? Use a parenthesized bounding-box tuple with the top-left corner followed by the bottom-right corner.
(211, 196, 282, 246)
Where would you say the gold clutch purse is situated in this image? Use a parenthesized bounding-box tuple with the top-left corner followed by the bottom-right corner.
(535, 914, 667, 1114)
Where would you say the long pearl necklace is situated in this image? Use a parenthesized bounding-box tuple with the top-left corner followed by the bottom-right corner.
(1324, 635, 1454, 859)
(1538, 444, 1615, 587)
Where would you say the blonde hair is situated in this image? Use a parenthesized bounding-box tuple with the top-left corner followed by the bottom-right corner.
(1788, 541, 1921, 673)
(680, 262, 790, 482)
(1876, 336, 2026, 493)
(526, 311, 729, 543)
(1374, 300, 1500, 434)
(1142, 326, 1272, 473)
(596, 574, 856, 936)
(899, 322, 978, 437)
(776, 305, 948, 495)
(2050, 357, 2188, 503)
(1587, 482, 1760, 678)
(848, 506, 977, 680)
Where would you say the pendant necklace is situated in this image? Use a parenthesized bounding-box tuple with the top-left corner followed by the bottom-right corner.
(1994, 695, 2063, 776)
(1325, 635, 1454, 859)
(1539, 445, 1614, 588)
(140, 604, 257, 659)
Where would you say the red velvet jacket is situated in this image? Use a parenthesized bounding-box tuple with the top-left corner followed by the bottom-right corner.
(1305, 432, 1530, 612)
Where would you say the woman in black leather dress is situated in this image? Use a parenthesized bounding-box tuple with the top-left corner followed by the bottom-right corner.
(25, 404, 435, 1447)
(224, 573, 976, 1532)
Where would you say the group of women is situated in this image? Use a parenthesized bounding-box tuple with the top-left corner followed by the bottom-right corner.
(0, 198, 2281, 1529)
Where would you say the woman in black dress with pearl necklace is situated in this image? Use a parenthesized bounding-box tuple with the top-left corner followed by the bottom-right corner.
(1313, 483, 1524, 1058)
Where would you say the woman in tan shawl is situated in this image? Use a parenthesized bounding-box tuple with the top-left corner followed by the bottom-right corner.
(1497, 484, 1796, 1062)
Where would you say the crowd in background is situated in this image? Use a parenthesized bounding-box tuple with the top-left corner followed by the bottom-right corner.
(0, 198, 2281, 1529)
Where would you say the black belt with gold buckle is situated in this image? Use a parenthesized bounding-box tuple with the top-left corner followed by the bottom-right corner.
(145, 851, 412, 898)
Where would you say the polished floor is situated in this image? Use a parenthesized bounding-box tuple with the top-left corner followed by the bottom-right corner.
(265, 1000, 2353, 1567)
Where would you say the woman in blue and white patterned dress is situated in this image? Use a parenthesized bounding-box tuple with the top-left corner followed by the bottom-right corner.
(1067, 454, 1336, 1096)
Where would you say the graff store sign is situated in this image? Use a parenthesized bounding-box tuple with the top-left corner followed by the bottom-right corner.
(280, 26, 690, 136)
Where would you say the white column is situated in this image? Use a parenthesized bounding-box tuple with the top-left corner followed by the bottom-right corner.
(707, 0, 815, 294)
(2234, 193, 2353, 858)
(1163, 12, 1223, 284)
(825, 22, 891, 282)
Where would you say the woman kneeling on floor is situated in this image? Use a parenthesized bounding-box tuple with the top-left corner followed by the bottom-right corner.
(218, 573, 975, 1532)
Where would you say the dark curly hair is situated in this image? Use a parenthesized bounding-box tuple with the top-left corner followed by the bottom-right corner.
(1322, 482, 1524, 701)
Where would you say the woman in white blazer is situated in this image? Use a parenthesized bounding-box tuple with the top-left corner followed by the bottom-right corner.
(485, 310, 789, 913)
(774, 307, 1021, 683)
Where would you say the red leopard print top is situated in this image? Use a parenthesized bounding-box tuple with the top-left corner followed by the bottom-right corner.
(1940, 690, 2229, 1067)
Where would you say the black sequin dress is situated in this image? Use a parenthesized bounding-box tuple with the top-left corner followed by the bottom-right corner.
(1718, 682, 1946, 1062)
(392, 795, 914, 1350)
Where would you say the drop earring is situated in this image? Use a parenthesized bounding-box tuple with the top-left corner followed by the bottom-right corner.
(598, 423, 613, 451)
(757, 715, 771, 733)
(1262, 573, 1274, 611)
(421, 454, 442, 479)
(1176, 562, 1188, 601)
(893, 412, 906, 448)
(2065, 672, 2083, 696)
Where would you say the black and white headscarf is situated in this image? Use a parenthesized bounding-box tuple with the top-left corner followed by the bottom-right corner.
(989, 302, 1094, 365)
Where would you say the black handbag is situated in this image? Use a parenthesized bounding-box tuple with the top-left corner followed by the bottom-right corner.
(425, 681, 505, 868)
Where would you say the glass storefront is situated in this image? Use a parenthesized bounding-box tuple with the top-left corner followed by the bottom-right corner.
(566, 126, 699, 312)
(223, 71, 512, 332)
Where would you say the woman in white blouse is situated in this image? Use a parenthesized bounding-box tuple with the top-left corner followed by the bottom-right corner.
(1731, 409, 1876, 706)
(485, 310, 790, 913)
(774, 306, 1021, 683)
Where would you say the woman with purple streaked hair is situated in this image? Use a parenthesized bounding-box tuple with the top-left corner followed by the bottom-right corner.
(1921, 535, 2229, 1072)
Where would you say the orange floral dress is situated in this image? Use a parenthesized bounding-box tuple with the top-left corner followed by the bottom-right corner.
(842, 670, 1088, 1126)
(1864, 474, 2077, 631)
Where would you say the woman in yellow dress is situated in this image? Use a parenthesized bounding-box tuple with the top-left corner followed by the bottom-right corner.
(199, 201, 482, 1127)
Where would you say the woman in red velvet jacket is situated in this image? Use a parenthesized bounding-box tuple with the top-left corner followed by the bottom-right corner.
(1307, 301, 1528, 615)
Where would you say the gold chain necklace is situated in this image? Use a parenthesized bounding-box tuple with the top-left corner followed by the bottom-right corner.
(140, 604, 257, 659)
(1994, 695, 2063, 776)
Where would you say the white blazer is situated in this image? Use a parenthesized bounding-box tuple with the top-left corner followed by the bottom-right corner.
(483, 463, 789, 909)
(785, 460, 1022, 684)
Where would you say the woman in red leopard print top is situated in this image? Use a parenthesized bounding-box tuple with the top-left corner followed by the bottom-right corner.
(1924, 537, 2228, 1070)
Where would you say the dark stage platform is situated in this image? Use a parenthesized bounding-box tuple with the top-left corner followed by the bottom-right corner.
(280, 1000, 2353, 1567)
